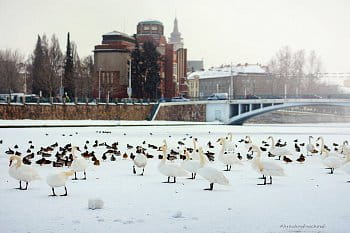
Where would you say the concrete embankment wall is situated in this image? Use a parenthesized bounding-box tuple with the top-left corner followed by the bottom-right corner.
(0, 103, 153, 120)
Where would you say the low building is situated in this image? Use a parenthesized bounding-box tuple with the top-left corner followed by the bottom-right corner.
(187, 64, 269, 99)
(187, 60, 204, 73)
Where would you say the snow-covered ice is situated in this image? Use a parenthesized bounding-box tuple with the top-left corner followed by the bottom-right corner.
(0, 121, 349, 233)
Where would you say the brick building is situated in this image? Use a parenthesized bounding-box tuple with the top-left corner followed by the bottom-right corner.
(93, 18, 188, 100)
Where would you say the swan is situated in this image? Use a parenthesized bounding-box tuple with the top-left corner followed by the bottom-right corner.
(267, 136, 293, 160)
(9, 155, 40, 190)
(70, 146, 88, 180)
(244, 136, 253, 149)
(320, 148, 345, 174)
(158, 144, 188, 183)
(342, 152, 350, 182)
(306, 136, 318, 156)
(46, 170, 74, 196)
(249, 145, 285, 185)
(190, 138, 200, 160)
(133, 151, 147, 176)
(197, 147, 229, 190)
(218, 137, 241, 171)
(181, 150, 202, 179)
(340, 141, 350, 155)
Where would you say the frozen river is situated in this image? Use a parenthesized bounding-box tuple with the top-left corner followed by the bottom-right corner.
(0, 121, 349, 233)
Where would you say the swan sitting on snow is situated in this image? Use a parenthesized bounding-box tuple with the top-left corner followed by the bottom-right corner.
(158, 143, 188, 183)
(9, 155, 41, 190)
(181, 150, 202, 179)
(70, 146, 88, 180)
(249, 145, 285, 185)
(320, 148, 346, 174)
(218, 137, 241, 171)
(46, 170, 74, 196)
(197, 147, 229, 190)
(306, 136, 318, 156)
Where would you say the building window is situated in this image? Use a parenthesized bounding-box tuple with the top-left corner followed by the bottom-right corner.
(151, 26, 157, 30)
(144, 26, 150, 30)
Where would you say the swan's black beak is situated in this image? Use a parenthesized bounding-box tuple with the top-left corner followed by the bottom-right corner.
(248, 147, 252, 152)
(9, 160, 12, 167)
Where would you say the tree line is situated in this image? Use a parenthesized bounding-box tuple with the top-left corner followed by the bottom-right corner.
(0, 33, 94, 100)
(267, 46, 340, 96)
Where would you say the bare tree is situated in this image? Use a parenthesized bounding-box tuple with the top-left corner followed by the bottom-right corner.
(48, 34, 63, 98)
(0, 49, 24, 94)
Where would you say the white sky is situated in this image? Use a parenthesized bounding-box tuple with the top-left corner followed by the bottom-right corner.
(1, 0, 349, 72)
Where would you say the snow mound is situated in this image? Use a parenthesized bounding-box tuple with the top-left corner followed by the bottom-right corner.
(88, 198, 104, 210)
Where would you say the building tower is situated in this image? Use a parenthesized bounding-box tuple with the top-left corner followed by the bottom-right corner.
(168, 18, 184, 51)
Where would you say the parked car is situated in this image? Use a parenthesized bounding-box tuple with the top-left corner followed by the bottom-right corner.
(246, 94, 261, 99)
(207, 93, 228, 100)
(171, 96, 190, 102)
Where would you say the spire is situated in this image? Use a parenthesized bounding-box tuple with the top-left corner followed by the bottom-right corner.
(169, 17, 183, 49)
(173, 18, 179, 34)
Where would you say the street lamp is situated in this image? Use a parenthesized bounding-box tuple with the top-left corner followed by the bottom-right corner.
(98, 67, 102, 100)
(127, 59, 132, 99)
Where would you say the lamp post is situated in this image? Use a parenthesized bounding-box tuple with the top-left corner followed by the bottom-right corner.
(127, 59, 132, 99)
(98, 67, 102, 100)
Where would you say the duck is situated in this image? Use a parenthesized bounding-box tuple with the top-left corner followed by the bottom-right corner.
(296, 154, 306, 163)
(218, 137, 241, 171)
(181, 150, 202, 179)
(132, 151, 148, 176)
(8, 155, 41, 190)
(306, 136, 318, 156)
(197, 147, 229, 191)
(70, 146, 88, 180)
(158, 143, 188, 183)
(46, 170, 74, 196)
(249, 145, 285, 185)
(267, 136, 293, 160)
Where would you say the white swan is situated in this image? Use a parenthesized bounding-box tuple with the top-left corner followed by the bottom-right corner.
(342, 152, 350, 182)
(244, 136, 253, 149)
(190, 138, 200, 160)
(306, 136, 318, 156)
(340, 140, 350, 155)
(133, 152, 147, 176)
(9, 155, 40, 190)
(249, 145, 285, 185)
(267, 136, 293, 160)
(197, 147, 229, 190)
(70, 146, 88, 180)
(181, 150, 202, 179)
(321, 148, 345, 174)
(218, 137, 241, 171)
(158, 144, 188, 183)
(46, 170, 74, 196)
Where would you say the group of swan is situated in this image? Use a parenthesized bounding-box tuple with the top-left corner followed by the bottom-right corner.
(8, 145, 89, 196)
(218, 135, 241, 171)
(158, 141, 229, 190)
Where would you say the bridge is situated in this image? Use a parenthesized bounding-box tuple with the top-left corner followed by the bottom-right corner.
(153, 98, 350, 125)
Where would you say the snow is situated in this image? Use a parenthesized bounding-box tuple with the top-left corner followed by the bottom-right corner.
(0, 121, 349, 233)
(187, 64, 266, 80)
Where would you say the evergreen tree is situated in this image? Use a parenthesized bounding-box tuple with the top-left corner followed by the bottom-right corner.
(131, 40, 143, 98)
(64, 32, 74, 98)
(142, 41, 160, 99)
(131, 40, 160, 99)
(31, 35, 44, 95)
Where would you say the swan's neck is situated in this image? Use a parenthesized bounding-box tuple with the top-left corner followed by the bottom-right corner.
(220, 138, 226, 153)
(269, 137, 275, 148)
(229, 133, 232, 141)
(199, 151, 206, 167)
(319, 137, 324, 149)
(13, 156, 22, 168)
(193, 139, 197, 150)
(309, 136, 312, 144)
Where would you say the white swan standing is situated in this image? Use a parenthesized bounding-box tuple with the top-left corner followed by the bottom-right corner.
(218, 137, 241, 171)
(133, 152, 147, 176)
(197, 147, 229, 190)
(342, 152, 350, 182)
(190, 138, 200, 160)
(181, 150, 202, 179)
(267, 136, 293, 160)
(46, 170, 74, 196)
(70, 146, 88, 180)
(9, 155, 40, 190)
(249, 145, 285, 185)
(158, 144, 188, 183)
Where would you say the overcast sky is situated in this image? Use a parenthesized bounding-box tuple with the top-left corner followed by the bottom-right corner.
(1, 0, 349, 72)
